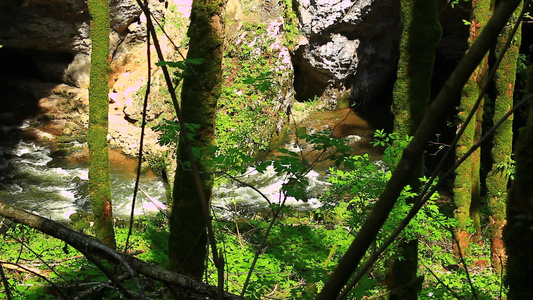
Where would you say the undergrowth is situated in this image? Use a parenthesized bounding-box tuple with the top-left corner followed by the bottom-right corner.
(0, 132, 507, 299)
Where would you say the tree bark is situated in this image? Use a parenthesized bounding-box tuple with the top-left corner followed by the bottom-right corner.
(487, 0, 521, 274)
(453, 0, 491, 255)
(504, 62, 533, 299)
(87, 0, 115, 248)
(315, 0, 522, 298)
(168, 0, 226, 280)
(388, 0, 440, 298)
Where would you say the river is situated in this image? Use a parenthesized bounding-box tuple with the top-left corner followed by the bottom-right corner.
(0, 122, 167, 221)
(0, 107, 381, 222)
(0, 122, 331, 222)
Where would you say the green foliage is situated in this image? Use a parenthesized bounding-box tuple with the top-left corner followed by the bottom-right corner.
(449, 0, 461, 8)
(216, 21, 289, 160)
(152, 26, 290, 167)
(371, 129, 412, 166)
(324, 131, 451, 242)
(320, 131, 466, 296)
(0, 216, 169, 299)
(495, 157, 516, 181)
(207, 215, 356, 299)
(419, 241, 507, 299)
(152, 119, 180, 146)
(281, 0, 301, 50)
(242, 71, 274, 93)
(0, 127, 509, 298)
(156, 58, 204, 82)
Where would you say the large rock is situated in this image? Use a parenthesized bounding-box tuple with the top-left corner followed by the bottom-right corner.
(0, 0, 169, 160)
(0, 0, 160, 88)
(0, 0, 90, 54)
(292, 0, 401, 106)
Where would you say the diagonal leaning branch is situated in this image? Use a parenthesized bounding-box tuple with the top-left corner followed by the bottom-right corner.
(315, 0, 523, 298)
(0, 201, 240, 299)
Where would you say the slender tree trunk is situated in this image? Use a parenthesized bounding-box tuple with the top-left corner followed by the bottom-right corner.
(87, 0, 115, 248)
(504, 63, 533, 299)
(453, 0, 491, 255)
(168, 0, 226, 280)
(487, 1, 521, 274)
(470, 93, 484, 242)
(388, 0, 440, 298)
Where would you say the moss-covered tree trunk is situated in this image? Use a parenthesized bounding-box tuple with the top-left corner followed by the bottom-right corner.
(168, 0, 226, 280)
(453, 0, 490, 255)
(87, 0, 115, 248)
(504, 64, 533, 299)
(487, 1, 521, 274)
(470, 93, 484, 242)
(388, 0, 440, 298)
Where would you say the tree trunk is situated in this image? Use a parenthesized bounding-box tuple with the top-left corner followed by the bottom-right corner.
(388, 0, 440, 298)
(470, 93, 484, 242)
(487, 1, 521, 274)
(87, 0, 115, 249)
(504, 63, 533, 299)
(453, 0, 491, 255)
(168, 0, 226, 280)
(315, 0, 522, 298)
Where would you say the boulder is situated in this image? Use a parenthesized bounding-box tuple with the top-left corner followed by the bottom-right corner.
(292, 0, 401, 106)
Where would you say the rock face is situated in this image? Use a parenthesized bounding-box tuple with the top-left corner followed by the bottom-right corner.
(292, 0, 401, 107)
(0, 0, 90, 54)
(0, 0, 170, 159)
(0, 0, 147, 88)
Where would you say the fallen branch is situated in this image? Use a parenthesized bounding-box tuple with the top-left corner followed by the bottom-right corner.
(0, 261, 48, 277)
(0, 201, 240, 299)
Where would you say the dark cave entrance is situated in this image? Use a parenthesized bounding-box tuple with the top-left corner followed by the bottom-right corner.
(0, 47, 74, 181)
(0, 47, 44, 126)
(0, 47, 74, 126)
(291, 47, 329, 102)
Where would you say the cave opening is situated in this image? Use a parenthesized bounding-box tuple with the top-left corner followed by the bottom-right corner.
(0, 47, 43, 81)
(0, 47, 45, 126)
(0, 47, 44, 182)
(0, 47, 76, 124)
(291, 47, 329, 102)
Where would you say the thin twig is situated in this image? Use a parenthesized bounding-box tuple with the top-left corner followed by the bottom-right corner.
(239, 193, 288, 298)
(421, 263, 462, 299)
(220, 171, 272, 206)
(8, 233, 69, 283)
(125, 0, 152, 252)
(77, 251, 142, 300)
(0, 260, 68, 299)
(0, 261, 13, 300)
(450, 229, 478, 299)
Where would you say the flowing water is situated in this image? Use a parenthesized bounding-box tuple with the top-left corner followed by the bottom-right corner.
(0, 124, 330, 222)
(0, 123, 167, 221)
(0, 108, 379, 222)
(212, 165, 329, 219)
